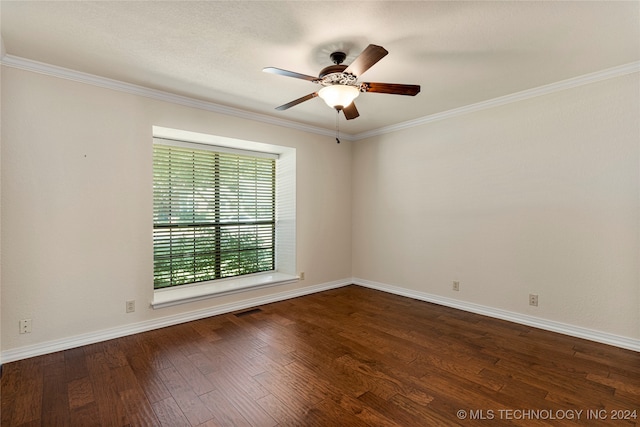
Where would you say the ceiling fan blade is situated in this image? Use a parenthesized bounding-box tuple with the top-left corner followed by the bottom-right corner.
(344, 44, 389, 77)
(342, 102, 359, 120)
(362, 82, 421, 96)
(275, 92, 318, 110)
(263, 67, 319, 82)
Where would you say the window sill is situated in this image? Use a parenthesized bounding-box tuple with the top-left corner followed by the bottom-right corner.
(151, 272, 299, 309)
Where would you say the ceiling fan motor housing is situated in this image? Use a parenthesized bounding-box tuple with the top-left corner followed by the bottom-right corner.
(319, 51, 357, 86)
(319, 64, 348, 79)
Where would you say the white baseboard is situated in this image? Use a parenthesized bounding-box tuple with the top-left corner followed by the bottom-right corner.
(4, 277, 637, 364)
(353, 277, 640, 353)
(1, 279, 351, 364)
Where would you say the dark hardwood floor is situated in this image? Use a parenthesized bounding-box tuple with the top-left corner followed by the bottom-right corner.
(2, 285, 639, 426)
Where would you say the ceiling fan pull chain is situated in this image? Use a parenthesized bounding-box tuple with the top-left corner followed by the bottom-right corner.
(335, 109, 341, 144)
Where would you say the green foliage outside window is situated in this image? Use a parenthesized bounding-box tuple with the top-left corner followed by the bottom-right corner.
(153, 144, 275, 289)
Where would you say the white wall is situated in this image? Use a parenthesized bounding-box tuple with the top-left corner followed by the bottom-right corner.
(1, 66, 352, 354)
(352, 73, 639, 340)
(2, 64, 639, 359)
(0, 43, 4, 364)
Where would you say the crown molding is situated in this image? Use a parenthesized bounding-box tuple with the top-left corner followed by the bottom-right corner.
(2, 54, 638, 142)
(0, 54, 348, 140)
(353, 61, 640, 140)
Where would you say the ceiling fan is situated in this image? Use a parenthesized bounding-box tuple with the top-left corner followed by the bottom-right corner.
(263, 44, 420, 120)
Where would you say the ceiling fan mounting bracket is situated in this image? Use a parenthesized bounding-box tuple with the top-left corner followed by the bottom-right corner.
(330, 51, 347, 65)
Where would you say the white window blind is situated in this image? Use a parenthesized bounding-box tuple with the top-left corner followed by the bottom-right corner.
(153, 142, 276, 289)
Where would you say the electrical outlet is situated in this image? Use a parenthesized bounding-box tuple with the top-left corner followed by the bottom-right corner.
(529, 294, 539, 306)
(19, 319, 32, 334)
(126, 300, 135, 313)
(299, 272, 305, 280)
(452, 281, 460, 291)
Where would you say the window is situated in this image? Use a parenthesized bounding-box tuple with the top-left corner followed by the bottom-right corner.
(149, 126, 298, 309)
(153, 141, 277, 289)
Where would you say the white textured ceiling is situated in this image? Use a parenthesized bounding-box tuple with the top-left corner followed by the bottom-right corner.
(1, 1, 639, 135)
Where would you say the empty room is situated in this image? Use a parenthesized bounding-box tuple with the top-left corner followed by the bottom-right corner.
(1, 1, 639, 426)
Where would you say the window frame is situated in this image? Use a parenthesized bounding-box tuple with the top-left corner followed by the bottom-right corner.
(151, 127, 297, 309)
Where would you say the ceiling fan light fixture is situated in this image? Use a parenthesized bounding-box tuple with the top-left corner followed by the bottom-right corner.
(318, 85, 360, 110)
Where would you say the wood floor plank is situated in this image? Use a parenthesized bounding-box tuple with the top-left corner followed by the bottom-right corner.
(215, 366, 270, 401)
(9, 362, 43, 426)
(205, 369, 277, 427)
(158, 366, 214, 426)
(255, 393, 315, 427)
(151, 396, 191, 427)
(128, 353, 172, 404)
(328, 392, 403, 427)
(360, 390, 456, 427)
(67, 377, 95, 410)
(64, 347, 90, 381)
(130, 330, 175, 372)
(198, 389, 251, 427)
(388, 393, 480, 427)
(5, 358, 44, 425)
(118, 387, 161, 426)
(41, 360, 70, 426)
(69, 401, 102, 427)
(85, 352, 129, 427)
(2, 285, 638, 426)
(309, 396, 372, 427)
(165, 350, 216, 396)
